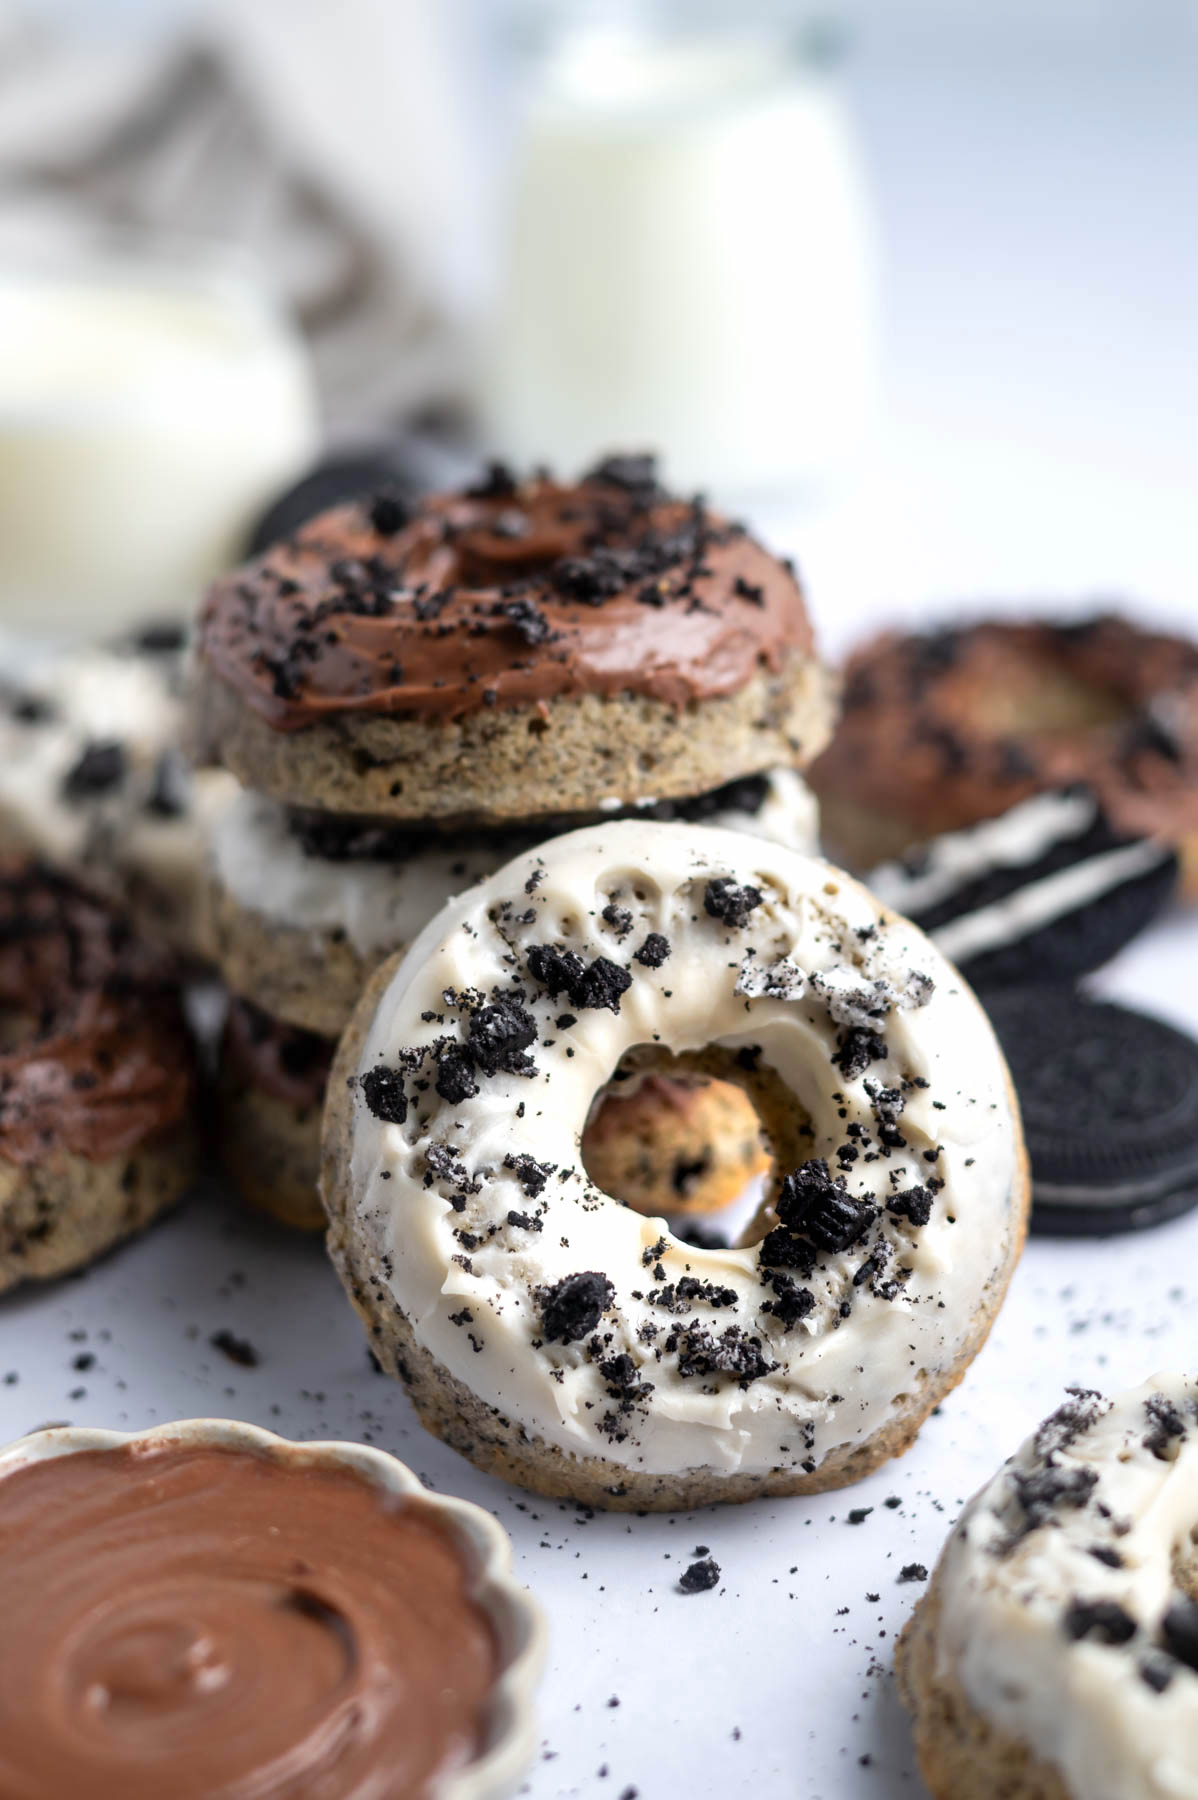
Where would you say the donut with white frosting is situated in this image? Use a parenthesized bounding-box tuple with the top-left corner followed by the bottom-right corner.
(899, 1374, 1198, 1800)
(209, 768, 818, 1037)
(322, 819, 1027, 1510)
(0, 638, 236, 958)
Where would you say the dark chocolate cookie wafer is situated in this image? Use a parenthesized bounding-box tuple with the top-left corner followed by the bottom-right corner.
(868, 787, 1177, 989)
(246, 456, 419, 555)
(984, 987, 1198, 1234)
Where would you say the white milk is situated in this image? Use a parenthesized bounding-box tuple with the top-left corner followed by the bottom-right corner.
(0, 255, 318, 634)
(481, 26, 878, 495)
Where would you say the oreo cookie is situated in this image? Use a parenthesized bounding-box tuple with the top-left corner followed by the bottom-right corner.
(868, 787, 1177, 989)
(246, 454, 420, 554)
(985, 988, 1198, 1234)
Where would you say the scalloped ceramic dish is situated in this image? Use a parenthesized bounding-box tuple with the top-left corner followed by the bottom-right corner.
(0, 1416, 546, 1800)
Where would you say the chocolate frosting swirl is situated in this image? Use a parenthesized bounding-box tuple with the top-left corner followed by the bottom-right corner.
(0, 1441, 498, 1799)
(0, 864, 194, 1164)
(811, 614, 1198, 844)
(197, 458, 815, 728)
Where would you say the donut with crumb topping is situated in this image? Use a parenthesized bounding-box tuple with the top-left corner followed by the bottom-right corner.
(0, 863, 199, 1291)
(192, 457, 836, 825)
(810, 614, 1198, 892)
(899, 1374, 1198, 1800)
(322, 819, 1027, 1510)
(0, 632, 237, 960)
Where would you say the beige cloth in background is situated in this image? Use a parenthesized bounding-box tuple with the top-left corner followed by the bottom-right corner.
(0, 0, 480, 430)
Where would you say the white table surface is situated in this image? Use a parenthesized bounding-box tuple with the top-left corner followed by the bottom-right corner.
(3, 44, 1198, 1800)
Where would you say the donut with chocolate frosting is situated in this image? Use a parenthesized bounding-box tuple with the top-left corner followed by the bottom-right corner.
(192, 457, 836, 823)
(810, 614, 1198, 892)
(0, 863, 198, 1291)
(214, 998, 334, 1231)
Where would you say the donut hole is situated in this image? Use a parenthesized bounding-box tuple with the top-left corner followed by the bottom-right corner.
(580, 1044, 813, 1246)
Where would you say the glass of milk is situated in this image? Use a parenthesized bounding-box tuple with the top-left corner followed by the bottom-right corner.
(0, 241, 318, 636)
(481, 4, 878, 499)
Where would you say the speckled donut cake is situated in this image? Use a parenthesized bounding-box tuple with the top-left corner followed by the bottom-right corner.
(0, 630, 236, 958)
(208, 767, 819, 1038)
(214, 999, 334, 1232)
(899, 1376, 1198, 1800)
(0, 863, 199, 1292)
(322, 820, 1028, 1511)
(192, 456, 836, 824)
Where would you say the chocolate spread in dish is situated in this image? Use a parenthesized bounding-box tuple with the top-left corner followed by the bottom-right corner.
(0, 1440, 499, 1799)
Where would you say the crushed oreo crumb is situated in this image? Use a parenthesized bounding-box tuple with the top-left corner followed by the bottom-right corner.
(678, 1556, 721, 1594)
(541, 1272, 615, 1344)
(210, 1329, 258, 1368)
(527, 944, 632, 1013)
(1064, 1599, 1137, 1645)
(361, 1065, 408, 1124)
(60, 741, 126, 801)
(703, 878, 763, 929)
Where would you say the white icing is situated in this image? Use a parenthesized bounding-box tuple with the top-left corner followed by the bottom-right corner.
(0, 646, 236, 926)
(932, 1374, 1198, 1800)
(0, 652, 180, 868)
(340, 820, 1019, 1483)
(868, 790, 1099, 917)
(931, 838, 1170, 966)
(210, 768, 821, 959)
(705, 766, 821, 850)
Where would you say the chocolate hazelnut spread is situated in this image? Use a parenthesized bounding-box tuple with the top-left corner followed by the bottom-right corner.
(197, 460, 815, 729)
(223, 997, 334, 1108)
(0, 864, 193, 1164)
(0, 1441, 499, 1799)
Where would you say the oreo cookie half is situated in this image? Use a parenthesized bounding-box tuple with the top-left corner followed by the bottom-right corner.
(246, 455, 418, 555)
(867, 787, 1178, 989)
(985, 988, 1198, 1235)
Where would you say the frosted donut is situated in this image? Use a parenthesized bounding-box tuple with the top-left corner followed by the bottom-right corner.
(323, 819, 1027, 1511)
(208, 767, 819, 1037)
(0, 863, 199, 1292)
(899, 1375, 1198, 1800)
(0, 639, 236, 959)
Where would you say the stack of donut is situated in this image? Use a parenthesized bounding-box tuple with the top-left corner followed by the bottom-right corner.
(192, 455, 838, 1230)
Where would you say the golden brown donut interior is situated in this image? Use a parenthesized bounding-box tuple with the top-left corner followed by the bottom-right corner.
(581, 1044, 812, 1236)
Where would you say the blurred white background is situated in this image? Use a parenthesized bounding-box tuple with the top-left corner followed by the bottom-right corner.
(1, 0, 1194, 646)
